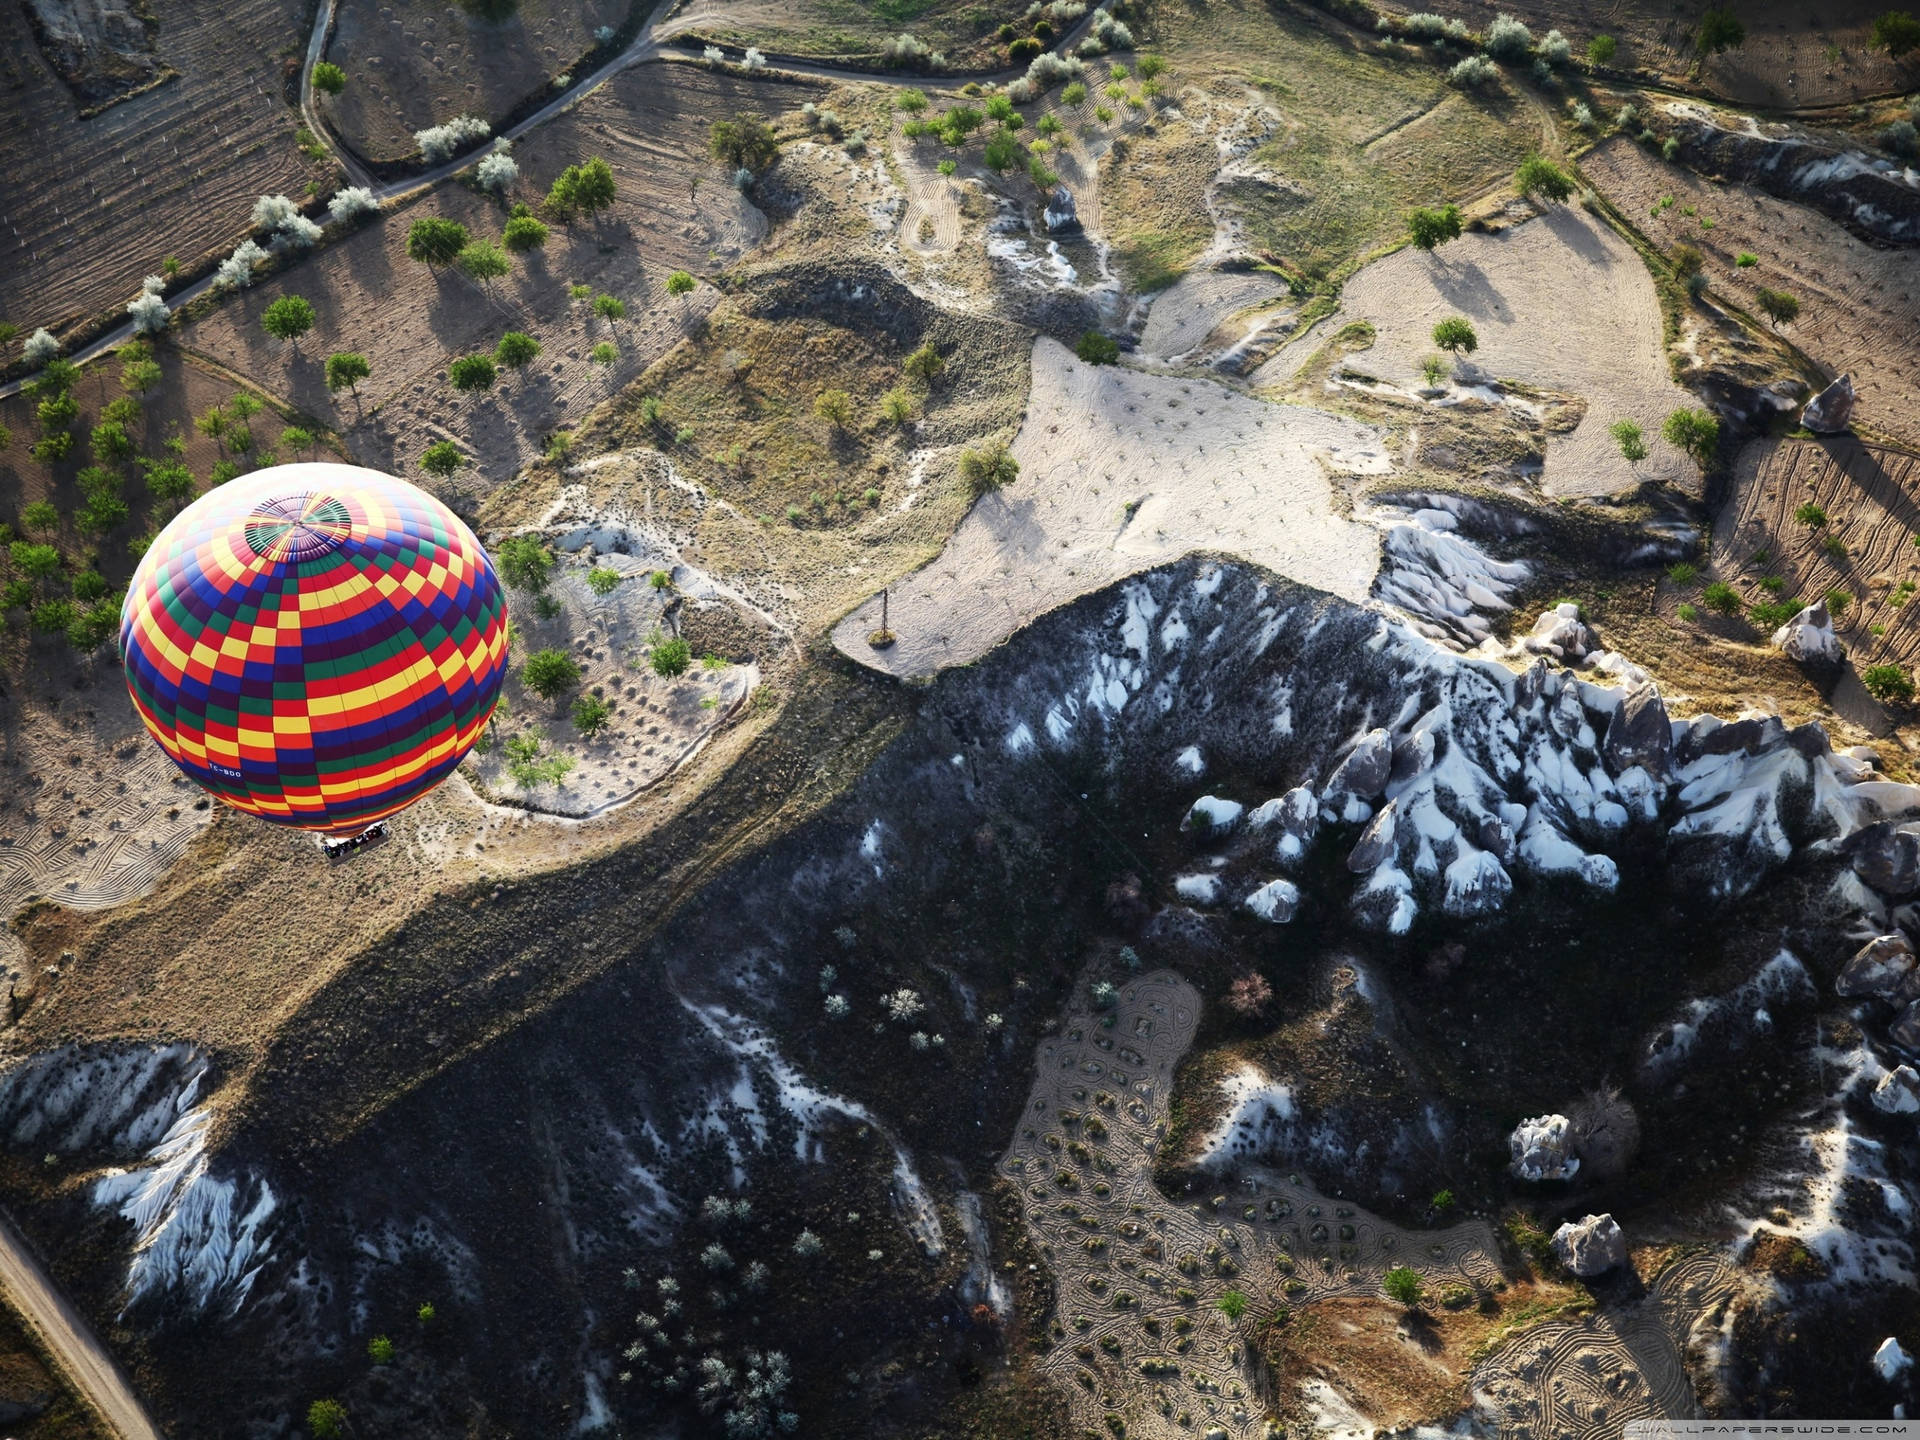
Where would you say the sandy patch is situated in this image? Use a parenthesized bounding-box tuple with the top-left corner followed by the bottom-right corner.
(1257, 204, 1696, 498)
(831, 337, 1383, 678)
(1138, 267, 1296, 366)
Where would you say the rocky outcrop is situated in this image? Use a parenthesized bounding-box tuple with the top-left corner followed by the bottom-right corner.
(1872, 1064, 1920, 1115)
(1802, 374, 1855, 434)
(1603, 683, 1673, 778)
(1510, 1114, 1580, 1182)
(1892, 1001, 1920, 1051)
(1043, 185, 1080, 234)
(1324, 729, 1391, 801)
(1836, 934, 1916, 998)
(1347, 801, 1398, 872)
(1848, 824, 1920, 898)
(1771, 601, 1843, 665)
(1183, 796, 1244, 833)
(1252, 786, 1320, 866)
(1244, 878, 1299, 923)
(1524, 603, 1591, 661)
(1551, 1213, 1627, 1276)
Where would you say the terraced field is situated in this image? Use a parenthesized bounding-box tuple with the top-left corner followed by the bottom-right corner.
(1583, 135, 1920, 455)
(0, 0, 315, 346)
(1711, 437, 1920, 674)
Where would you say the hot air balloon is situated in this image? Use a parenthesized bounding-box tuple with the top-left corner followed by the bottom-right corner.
(120, 462, 509, 840)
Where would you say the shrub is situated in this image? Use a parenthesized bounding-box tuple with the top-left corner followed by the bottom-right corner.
(1676, 602, 1699, 622)
(1226, 973, 1273, 1016)
(1383, 1266, 1425, 1307)
(709, 115, 778, 171)
(325, 351, 370, 394)
(476, 145, 519, 194)
(308, 1400, 348, 1440)
(572, 692, 612, 734)
(881, 32, 940, 67)
(1754, 287, 1800, 328)
(586, 567, 621, 595)
(1516, 153, 1573, 201)
(448, 354, 497, 391)
(407, 217, 470, 267)
(1696, 7, 1744, 54)
(522, 648, 582, 699)
(1587, 33, 1617, 63)
(1075, 330, 1119, 364)
(1873, 9, 1920, 53)
(1027, 51, 1085, 92)
(1216, 1290, 1249, 1320)
(1749, 598, 1801, 628)
(498, 536, 554, 591)
(1538, 28, 1570, 64)
(1570, 100, 1594, 129)
(495, 331, 541, 369)
(651, 636, 693, 677)
(1448, 55, 1500, 88)
(327, 186, 377, 225)
(960, 442, 1019, 495)
(1063, 81, 1088, 106)
(311, 60, 345, 94)
(1485, 13, 1532, 60)
(1666, 561, 1698, 587)
(880, 388, 914, 426)
(591, 341, 618, 367)
(22, 328, 58, 367)
(1610, 418, 1648, 463)
(1407, 203, 1463, 249)
(261, 295, 315, 345)
(416, 115, 491, 164)
(1663, 407, 1719, 467)
(1432, 316, 1477, 354)
(1010, 35, 1043, 61)
(421, 440, 466, 478)
(1881, 119, 1919, 156)
(905, 342, 945, 383)
(1862, 663, 1916, 702)
(368, 1335, 395, 1365)
(1702, 580, 1741, 614)
(793, 1229, 824, 1257)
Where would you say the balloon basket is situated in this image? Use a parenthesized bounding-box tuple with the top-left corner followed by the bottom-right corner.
(321, 821, 390, 860)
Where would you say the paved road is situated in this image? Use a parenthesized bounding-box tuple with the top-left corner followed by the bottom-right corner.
(0, 1205, 164, 1440)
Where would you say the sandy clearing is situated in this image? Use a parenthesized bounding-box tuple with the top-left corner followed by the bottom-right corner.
(1255, 204, 1696, 498)
(830, 337, 1383, 678)
(1583, 135, 1920, 456)
(891, 130, 963, 257)
(1138, 268, 1295, 364)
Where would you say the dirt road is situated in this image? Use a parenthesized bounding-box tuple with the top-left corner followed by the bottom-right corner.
(0, 1206, 165, 1440)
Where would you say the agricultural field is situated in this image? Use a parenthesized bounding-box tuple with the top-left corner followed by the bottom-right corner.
(1372, 0, 1916, 109)
(1582, 134, 1920, 456)
(1706, 437, 1920, 682)
(318, 0, 632, 165)
(0, 0, 318, 349)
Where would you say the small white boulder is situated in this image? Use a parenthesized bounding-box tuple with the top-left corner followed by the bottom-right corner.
(1875, 1336, 1913, 1381)
(1183, 795, 1245, 833)
(1873, 1065, 1920, 1115)
(1510, 1113, 1580, 1182)
(1772, 601, 1843, 665)
(1244, 878, 1300, 924)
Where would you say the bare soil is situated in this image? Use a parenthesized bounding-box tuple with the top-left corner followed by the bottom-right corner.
(654, 0, 1008, 65)
(320, 0, 633, 165)
(0, 0, 321, 345)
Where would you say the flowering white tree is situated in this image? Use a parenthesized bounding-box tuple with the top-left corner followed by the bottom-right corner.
(327, 186, 377, 224)
(416, 115, 490, 164)
(215, 239, 268, 291)
(476, 144, 519, 194)
(23, 327, 58, 365)
(127, 276, 169, 335)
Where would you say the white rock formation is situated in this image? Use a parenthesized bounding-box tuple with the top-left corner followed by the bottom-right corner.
(1524, 602, 1591, 661)
(1510, 1113, 1580, 1181)
(1875, 1336, 1913, 1381)
(1551, 1213, 1627, 1276)
(1873, 1065, 1920, 1115)
(1772, 601, 1843, 664)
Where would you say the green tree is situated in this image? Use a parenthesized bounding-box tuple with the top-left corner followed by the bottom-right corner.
(572, 692, 612, 734)
(897, 87, 929, 113)
(32, 599, 77, 635)
(311, 61, 346, 95)
(650, 636, 692, 677)
(406, 217, 471, 268)
(495, 331, 541, 370)
(261, 295, 316, 348)
(502, 205, 550, 253)
(144, 460, 195, 506)
(448, 354, 498, 392)
(36, 391, 78, 433)
(593, 293, 626, 325)
(498, 536, 554, 592)
(66, 602, 118, 652)
(1407, 203, 1464, 250)
(121, 356, 162, 396)
(1216, 1290, 1249, 1321)
(1515, 154, 1574, 202)
(665, 270, 696, 301)
(1432, 316, 1478, 355)
(1862, 663, 1916, 703)
(880, 387, 914, 426)
(1663, 407, 1720, 467)
(1587, 33, 1617, 63)
(1872, 10, 1920, 53)
(421, 440, 466, 478)
(522, 647, 582, 700)
(308, 1400, 348, 1440)
(1754, 287, 1800, 328)
(1076, 331, 1120, 364)
(709, 115, 779, 171)
(586, 566, 621, 595)
(1696, 6, 1744, 54)
(1609, 418, 1648, 464)
(813, 388, 855, 429)
(983, 132, 1021, 172)
(20, 501, 58, 536)
(325, 351, 371, 395)
(1382, 1266, 1425, 1308)
(959, 442, 1018, 496)
(456, 240, 510, 285)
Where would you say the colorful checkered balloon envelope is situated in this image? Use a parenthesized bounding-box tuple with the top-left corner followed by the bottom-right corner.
(121, 463, 509, 837)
